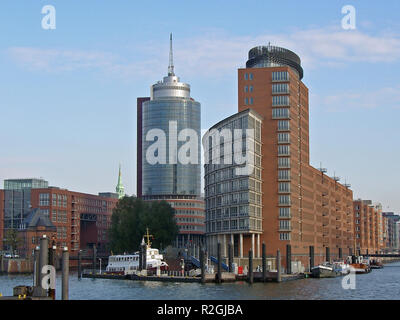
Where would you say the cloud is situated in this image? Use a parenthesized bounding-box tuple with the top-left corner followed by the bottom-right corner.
(311, 85, 400, 111)
(6, 26, 400, 79)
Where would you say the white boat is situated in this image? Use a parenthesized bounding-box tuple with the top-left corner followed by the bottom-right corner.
(332, 261, 350, 275)
(105, 230, 168, 275)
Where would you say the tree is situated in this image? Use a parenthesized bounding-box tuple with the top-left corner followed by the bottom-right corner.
(4, 229, 23, 254)
(109, 197, 179, 253)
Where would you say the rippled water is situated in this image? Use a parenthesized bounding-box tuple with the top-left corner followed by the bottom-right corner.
(1, 262, 400, 300)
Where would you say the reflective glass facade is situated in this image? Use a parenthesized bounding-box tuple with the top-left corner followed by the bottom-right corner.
(142, 99, 201, 196)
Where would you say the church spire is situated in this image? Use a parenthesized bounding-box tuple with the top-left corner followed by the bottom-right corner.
(116, 164, 125, 199)
(168, 33, 175, 76)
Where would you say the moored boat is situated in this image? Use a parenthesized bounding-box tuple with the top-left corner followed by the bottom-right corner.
(105, 229, 169, 275)
(311, 263, 340, 278)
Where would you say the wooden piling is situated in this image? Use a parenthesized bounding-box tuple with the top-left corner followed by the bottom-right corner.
(339, 247, 343, 259)
(92, 245, 97, 273)
(326, 247, 330, 262)
(309, 246, 314, 271)
(286, 244, 292, 274)
(262, 242, 266, 282)
(216, 242, 222, 284)
(276, 249, 281, 283)
(48, 243, 56, 300)
(248, 249, 253, 284)
(228, 243, 233, 273)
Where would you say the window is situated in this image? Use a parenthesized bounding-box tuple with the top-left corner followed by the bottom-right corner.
(272, 83, 289, 93)
(249, 85, 253, 92)
(39, 193, 50, 206)
(279, 220, 291, 230)
(279, 233, 291, 240)
(277, 120, 290, 131)
(278, 145, 290, 155)
(272, 108, 289, 119)
(249, 73, 253, 80)
(272, 95, 289, 106)
(244, 86, 248, 92)
(279, 207, 291, 218)
(278, 132, 290, 143)
(245, 97, 248, 105)
(272, 71, 289, 81)
(279, 195, 291, 205)
(249, 97, 253, 105)
(278, 182, 290, 193)
(278, 157, 290, 168)
(244, 73, 248, 80)
(278, 169, 290, 180)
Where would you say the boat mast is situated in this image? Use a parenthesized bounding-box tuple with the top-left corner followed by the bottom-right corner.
(144, 227, 153, 248)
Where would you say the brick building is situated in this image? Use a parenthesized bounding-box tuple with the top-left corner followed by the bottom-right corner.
(382, 212, 400, 253)
(204, 45, 354, 268)
(1, 179, 118, 257)
(353, 200, 385, 254)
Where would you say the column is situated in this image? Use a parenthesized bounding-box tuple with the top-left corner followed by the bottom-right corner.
(223, 234, 227, 258)
(251, 233, 255, 255)
(231, 234, 234, 257)
(257, 234, 260, 258)
(240, 233, 243, 258)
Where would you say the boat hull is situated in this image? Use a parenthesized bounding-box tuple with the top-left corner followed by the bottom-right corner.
(311, 267, 340, 278)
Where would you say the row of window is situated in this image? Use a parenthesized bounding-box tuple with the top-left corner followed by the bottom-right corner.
(272, 108, 290, 119)
(206, 205, 262, 220)
(272, 95, 290, 106)
(244, 73, 254, 80)
(272, 83, 289, 93)
(206, 218, 262, 232)
(272, 71, 289, 81)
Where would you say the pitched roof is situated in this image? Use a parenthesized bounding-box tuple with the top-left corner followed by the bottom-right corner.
(22, 208, 56, 230)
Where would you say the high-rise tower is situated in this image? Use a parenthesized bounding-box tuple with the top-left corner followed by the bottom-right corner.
(137, 35, 205, 248)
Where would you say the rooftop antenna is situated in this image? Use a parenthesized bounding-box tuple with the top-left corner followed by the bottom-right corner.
(168, 33, 175, 76)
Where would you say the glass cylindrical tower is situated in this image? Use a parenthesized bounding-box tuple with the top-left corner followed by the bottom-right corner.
(141, 44, 201, 198)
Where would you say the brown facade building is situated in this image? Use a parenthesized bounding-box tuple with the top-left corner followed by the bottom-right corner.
(0, 179, 118, 257)
(205, 45, 354, 268)
(353, 199, 385, 254)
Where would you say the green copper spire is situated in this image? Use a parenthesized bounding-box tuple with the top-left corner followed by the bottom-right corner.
(116, 164, 125, 199)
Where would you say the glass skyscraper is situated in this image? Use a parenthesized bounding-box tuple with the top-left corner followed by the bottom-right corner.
(141, 36, 201, 198)
(138, 35, 204, 249)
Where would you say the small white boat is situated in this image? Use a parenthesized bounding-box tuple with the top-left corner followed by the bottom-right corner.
(105, 230, 168, 275)
(311, 263, 340, 278)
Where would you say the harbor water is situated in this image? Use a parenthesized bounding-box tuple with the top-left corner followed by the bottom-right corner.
(1, 261, 400, 300)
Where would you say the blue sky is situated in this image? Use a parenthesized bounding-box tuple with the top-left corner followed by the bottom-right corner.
(0, 1, 399, 212)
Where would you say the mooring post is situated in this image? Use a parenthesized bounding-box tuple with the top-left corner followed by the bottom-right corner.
(142, 242, 147, 271)
(349, 248, 353, 256)
(200, 248, 205, 284)
(78, 250, 82, 279)
(248, 249, 253, 284)
(262, 242, 266, 282)
(286, 244, 292, 274)
(48, 242, 56, 300)
(228, 243, 233, 273)
(62, 247, 69, 300)
(326, 247, 330, 263)
(92, 244, 97, 274)
(276, 249, 281, 283)
(309, 246, 314, 271)
(217, 242, 222, 284)
(39, 235, 49, 292)
(339, 247, 343, 259)
(34, 246, 40, 287)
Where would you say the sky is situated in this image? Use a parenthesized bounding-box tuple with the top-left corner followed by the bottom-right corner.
(0, 1, 399, 212)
